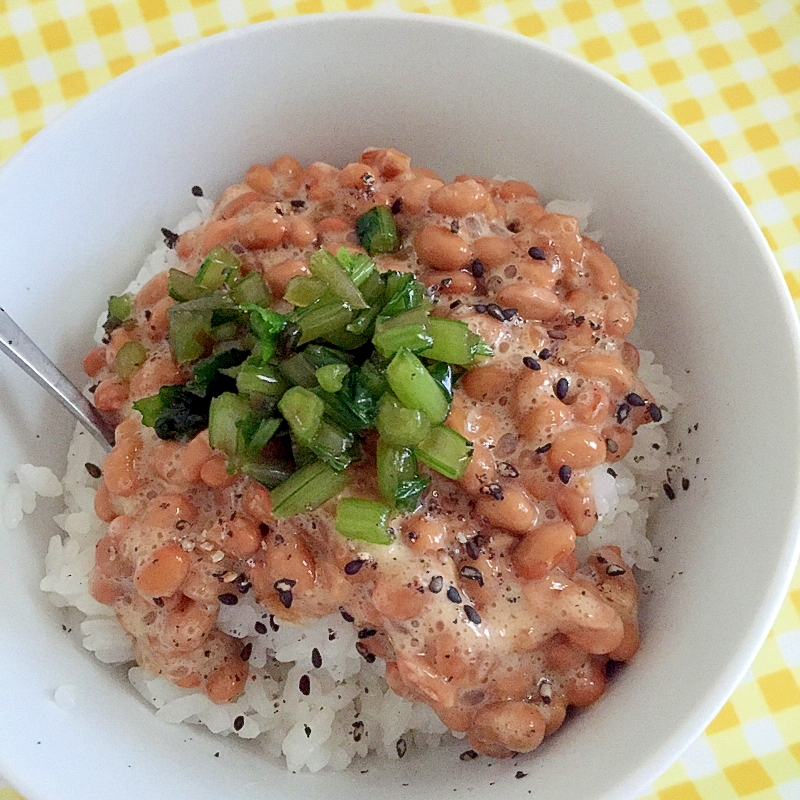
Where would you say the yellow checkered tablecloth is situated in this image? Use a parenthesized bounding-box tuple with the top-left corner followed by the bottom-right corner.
(1, 0, 798, 797)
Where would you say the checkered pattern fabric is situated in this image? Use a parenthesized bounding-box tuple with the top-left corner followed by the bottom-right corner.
(1, 1, 798, 798)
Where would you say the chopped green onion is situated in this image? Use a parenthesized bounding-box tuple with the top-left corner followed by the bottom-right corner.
(381, 272, 426, 317)
(107, 294, 133, 323)
(241, 459, 293, 490)
(308, 419, 356, 472)
(242, 303, 285, 360)
(278, 386, 324, 444)
(168, 306, 213, 363)
(414, 425, 473, 480)
(335, 498, 394, 545)
(195, 246, 240, 290)
(386, 349, 449, 425)
(278, 352, 319, 388)
(356, 206, 400, 255)
(420, 317, 493, 365)
(316, 363, 350, 393)
(425, 361, 456, 402)
(271, 461, 350, 518)
(114, 340, 147, 379)
(168, 269, 207, 302)
(376, 393, 431, 446)
(208, 392, 251, 458)
(376, 439, 428, 510)
(292, 299, 354, 345)
(284, 276, 328, 308)
(373, 306, 433, 358)
(188, 348, 249, 396)
(134, 386, 210, 442)
(308, 249, 369, 310)
(230, 272, 270, 306)
(236, 363, 288, 397)
(245, 417, 281, 456)
(335, 248, 376, 286)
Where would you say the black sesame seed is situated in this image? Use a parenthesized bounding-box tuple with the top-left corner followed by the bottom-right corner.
(447, 586, 462, 604)
(497, 461, 519, 478)
(311, 647, 322, 669)
(487, 303, 505, 321)
(616, 403, 631, 424)
(391, 197, 403, 214)
(535, 443, 551, 454)
(219, 593, 238, 606)
(153, 596, 164, 607)
(269, 615, 280, 632)
(539, 348, 552, 360)
(429, 575, 444, 594)
(607, 467, 617, 478)
(501, 307, 517, 320)
(278, 590, 293, 609)
(191, 185, 204, 197)
(450, 219, 460, 233)
(355, 642, 376, 663)
(240, 642, 253, 661)
(396, 738, 407, 758)
(299, 674, 311, 696)
(682, 477, 690, 491)
(460, 749, 479, 761)
(471, 259, 485, 278)
(237, 578, 251, 594)
(450, 299, 462, 309)
(304, 724, 311, 738)
(441, 278, 452, 287)
(464, 605, 481, 624)
(465, 537, 481, 560)
(606, 564, 626, 577)
(663, 483, 676, 500)
(233, 715, 244, 731)
(358, 628, 377, 639)
(522, 356, 541, 371)
(290, 198, 306, 208)
(479, 483, 504, 501)
(353, 720, 364, 741)
(161, 228, 178, 248)
(648, 404, 663, 422)
(528, 246, 546, 260)
(254, 621, 268, 635)
(474, 304, 487, 314)
(558, 465, 572, 484)
(507, 220, 521, 232)
(460, 565, 484, 586)
(84, 462, 102, 479)
(516, 771, 527, 779)
(345, 559, 365, 575)
(340, 608, 355, 623)
(555, 377, 569, 401)
(626, 392, 646, 407)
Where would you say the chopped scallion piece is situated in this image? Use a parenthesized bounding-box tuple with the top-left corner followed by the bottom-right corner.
(356, 206, 400, 255)
(292, 299, 354, 345)
(386, 348, 449, 425)
(208, 392, 251, 458)
(308, 249, 369, 309)
(195, 246, 240, 290)
(114, 340, 147, 379)
(168, 306, 213, 363)
(284, 275, 329, 308)
(414, 425, 473, 480)
(271, 461, 350, 518)
(376, 393, 431, 446)
(335, 248, 376, 286)
(335, 498, 394, 544)
(316, 363, 350, 393)
(376, 439, 428, 510)
(236, 364, 288, 397)
(308, 419, 356, 472)
(230, 272, 270, 306)
(381, 272, 426, 317)
(107, 294, 133, 323)
(278, 386, 324, 444)
(168, 269, 207, 302)
(372, 306, 433, 358)
(420, 317, 492, 365)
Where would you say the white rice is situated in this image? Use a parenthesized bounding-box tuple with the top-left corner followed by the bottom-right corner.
(1, 196, 681, 771)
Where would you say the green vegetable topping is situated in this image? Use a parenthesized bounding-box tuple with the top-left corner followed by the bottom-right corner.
(335, 498, 394, 544)
(356, 206, 400, 255)
(138, 235, 494, 525)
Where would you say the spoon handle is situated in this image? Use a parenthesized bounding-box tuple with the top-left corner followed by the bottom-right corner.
(0, 308, 115, 451)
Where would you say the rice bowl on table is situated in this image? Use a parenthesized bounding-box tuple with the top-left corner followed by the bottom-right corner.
(1, 14, 799, 800)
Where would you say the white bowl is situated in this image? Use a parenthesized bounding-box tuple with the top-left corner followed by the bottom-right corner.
(1, 13, 799, 800)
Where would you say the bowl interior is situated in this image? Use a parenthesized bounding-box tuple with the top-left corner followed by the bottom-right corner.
(1, 14, 798, 800)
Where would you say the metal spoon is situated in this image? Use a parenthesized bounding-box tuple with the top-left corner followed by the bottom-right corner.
(0, 307, 115, 451)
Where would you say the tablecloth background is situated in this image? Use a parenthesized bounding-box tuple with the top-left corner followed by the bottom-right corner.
(0, 0, 798, 797)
